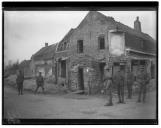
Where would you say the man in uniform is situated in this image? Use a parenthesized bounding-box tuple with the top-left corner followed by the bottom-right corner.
(136, 65, 150, 103)
(103, 65, 113, 106)
(16, 70, 24, 95)
(35, 72, 45, 94)
(126, 67, 134, 99)
(114, 65, 126, 104)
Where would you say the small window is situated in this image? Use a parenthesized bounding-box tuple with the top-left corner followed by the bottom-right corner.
(77, 40, 83, 53)
(98, 36, 105, 49)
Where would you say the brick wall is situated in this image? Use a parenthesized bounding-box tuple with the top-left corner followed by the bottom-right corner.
(55, 11, 156, 94)
(65, 12, 116, 93)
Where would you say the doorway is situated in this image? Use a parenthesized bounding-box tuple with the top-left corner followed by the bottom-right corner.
(99, 62, 106, 81)
(151, 62, 155, 79)
(60, 60, 66, 78)
(78, 67, 84, 90)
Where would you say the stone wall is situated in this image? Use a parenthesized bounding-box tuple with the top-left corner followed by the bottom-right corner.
(68, 54, 103, 94)
(68, 12, 116, 60)
(54, 12, 117, 93)
(55, 12, 156, 94)
(65, 12, 116, 93)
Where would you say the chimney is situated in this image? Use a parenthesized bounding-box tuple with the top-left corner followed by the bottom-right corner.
(45, 43, 48, 47)
(134, 16, 142, 32)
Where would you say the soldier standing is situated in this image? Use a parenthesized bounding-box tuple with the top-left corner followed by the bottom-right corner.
(16, 70, 24, 95)
(103, 65, 113, 106)
(136, 65, 150, 103)
(126, 68, 134, 99)
(35, 72, 45, 94)
(114, 66, 126, 104)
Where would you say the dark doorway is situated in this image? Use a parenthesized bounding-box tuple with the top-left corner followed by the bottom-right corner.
(78, 67, 84, 90)
(61, 60, 66, 78)
(55, 63, 58, 83)
(99, 62, 106, 81)
(151, 62, 155, 79)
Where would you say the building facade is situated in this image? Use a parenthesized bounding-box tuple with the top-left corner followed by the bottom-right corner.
(30, 43, 57, 78)
(55, 11, 156, 94)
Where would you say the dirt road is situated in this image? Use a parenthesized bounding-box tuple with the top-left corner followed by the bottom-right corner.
(4, 85, 156, 119)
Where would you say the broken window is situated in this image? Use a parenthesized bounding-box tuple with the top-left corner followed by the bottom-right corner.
(98, 36, 105, 49)
(57, 43, 63, 51)
(77, 40, 83, 53)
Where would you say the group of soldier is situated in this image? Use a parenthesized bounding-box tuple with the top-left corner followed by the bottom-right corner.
(16, 63, 150, 107)
(16, 71, 45, 95)
(103, 63, 150, 106)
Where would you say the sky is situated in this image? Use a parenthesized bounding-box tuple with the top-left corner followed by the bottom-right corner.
(4, 11, 156, 65)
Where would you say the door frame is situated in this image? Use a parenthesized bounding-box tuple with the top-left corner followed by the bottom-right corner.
(78, 67, 84, 90)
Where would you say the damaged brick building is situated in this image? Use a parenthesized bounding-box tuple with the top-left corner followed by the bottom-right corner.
(55, 11, 156, 94)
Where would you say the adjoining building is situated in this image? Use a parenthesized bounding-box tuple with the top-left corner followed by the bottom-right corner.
(19, 60, 32, 77)
(30, 43, 57, 78)
(55, 11, 156, 94)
